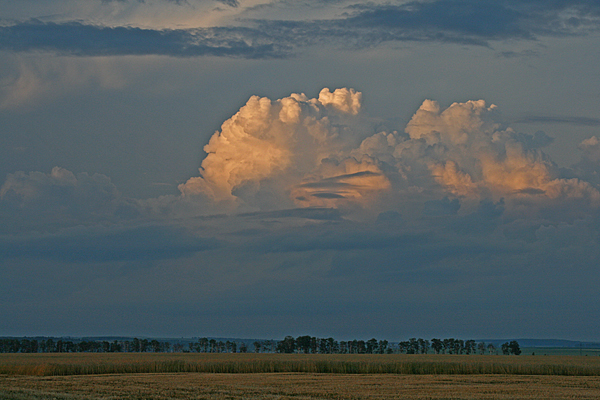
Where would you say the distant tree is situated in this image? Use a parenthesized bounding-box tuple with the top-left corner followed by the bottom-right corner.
(464, 340, 476, 355)
(132, 338, 141, 352)
(277, 336, 296, 353)
(509, 341, 521, 355)
(339, 341, 348, 354)
(366, 338, 378, 354)
(397, 341, 408, 354)
(501, 342, 510, 355)
(253, 341, 262, 353)
(431, 339, 443, 354)
(296, 336, 312, 354)
(262, 340, 276, 353)
(454, 339, 464, 355)
(172, 343, 185, 352)
(378, 340, 388, 354)
(477, 342, 486, 355)
(443, 339, 453, 354)
(110, 340, 122, 353)
(487, 343, 496, 355)
(328, 338, 339, 354)
(198, 338, 209, 353)
(407, 338, 418, 354)
(217, 341, 226, 353)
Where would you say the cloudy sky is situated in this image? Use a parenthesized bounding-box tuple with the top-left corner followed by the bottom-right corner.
(1, 0, 600, 342)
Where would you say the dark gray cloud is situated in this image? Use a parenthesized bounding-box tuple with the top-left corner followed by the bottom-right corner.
(450, 199, 505, 234)
(509, 130, 555, 149)
(342, 1, 527, 41)
(0, 20, 288, 58)
(216, 0, 239, 6)
(422, 197, 461, 216)
(0, 224, 219, 263)
(3, 0, 600, 58)
(0, 167, 140, 234)
(252, 0, 600, 50)
(239, 207, 343, 221)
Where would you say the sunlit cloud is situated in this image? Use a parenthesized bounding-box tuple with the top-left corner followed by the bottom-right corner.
(174, 87, 600, 218)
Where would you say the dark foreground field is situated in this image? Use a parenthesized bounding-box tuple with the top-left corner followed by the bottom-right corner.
(3, 372, 600, 399)
(2, 353, 600, 399)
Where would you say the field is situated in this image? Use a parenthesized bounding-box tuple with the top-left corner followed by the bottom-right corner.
(521, 347, 600, 357)
(2, 353, 600, 399)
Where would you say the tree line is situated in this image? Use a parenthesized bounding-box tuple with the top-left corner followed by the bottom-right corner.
(0, 336, 521, 355)
(274, 336, 521, 355)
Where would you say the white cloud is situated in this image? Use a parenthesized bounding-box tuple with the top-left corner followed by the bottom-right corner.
(179, 88, 600, 219)
(578, 136, 600, 163)
(179, 88, 382, 212)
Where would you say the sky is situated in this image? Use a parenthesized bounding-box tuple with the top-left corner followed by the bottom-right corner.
(1, 0, 600, 342)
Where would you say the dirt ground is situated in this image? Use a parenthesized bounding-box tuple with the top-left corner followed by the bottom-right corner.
(2, 372, 600, 400)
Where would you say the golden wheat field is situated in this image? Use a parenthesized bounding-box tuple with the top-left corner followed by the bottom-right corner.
(2, 353, 600, 399)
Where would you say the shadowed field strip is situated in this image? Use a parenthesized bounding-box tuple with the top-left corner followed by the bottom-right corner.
(2, 353, 600, 377)
(2, 373, 600, 399)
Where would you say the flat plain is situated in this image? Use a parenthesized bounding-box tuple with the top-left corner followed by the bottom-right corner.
(2, 353, 600, 399)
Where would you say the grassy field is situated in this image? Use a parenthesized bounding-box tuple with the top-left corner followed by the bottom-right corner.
(2, 353, 600, 376)
(2, 353, 600, 399)
(522, 347, 600, 357)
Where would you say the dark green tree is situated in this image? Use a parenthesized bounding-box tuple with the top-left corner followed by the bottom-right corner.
(509, 341, 521, 355)
(366, 338, 378, 354)
(296, 335, 312, 354)
(277, 336, 296, 353)
(431, 338, 443, 354)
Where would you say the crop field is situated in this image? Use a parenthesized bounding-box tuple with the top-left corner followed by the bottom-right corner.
(2, 353, 600, 399)
(521, 347, 600, 357)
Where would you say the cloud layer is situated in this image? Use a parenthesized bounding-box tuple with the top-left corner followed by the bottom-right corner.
(2, 0, 600, 58)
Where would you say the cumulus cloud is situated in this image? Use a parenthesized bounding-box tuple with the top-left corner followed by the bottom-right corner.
(578, 136, 600, 163)
(570, 135, 600, 189)
(396, 99, 600, 208)
(179, 88, 386, 211)
(4, 87, 599, 231)
(178, 87, 600, 220)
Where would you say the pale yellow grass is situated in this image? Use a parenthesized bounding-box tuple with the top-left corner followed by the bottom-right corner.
(2, 353, 600, 376)
(2, 372, 600, 399)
